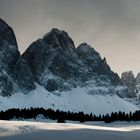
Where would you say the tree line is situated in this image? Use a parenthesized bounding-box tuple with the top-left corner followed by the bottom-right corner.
(0, 108, 140, 123)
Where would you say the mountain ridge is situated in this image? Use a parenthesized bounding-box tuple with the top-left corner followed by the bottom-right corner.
(0, 18, 138, 115)
(22, 28, 123, 93)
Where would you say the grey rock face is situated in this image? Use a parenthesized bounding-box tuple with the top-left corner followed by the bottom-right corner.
(0, 18, 35, 96)
(0, 18, 17, 47)
(0, 72, 13, 97)
(23, 29, 89, 91)
(121, 71, 137, 98)
(136, 73, 140, 85)
(13, 58, 36, 93)
(77, 43, 122, 85)
(135, 73, 140, 93)
(23, 28, 122, 92)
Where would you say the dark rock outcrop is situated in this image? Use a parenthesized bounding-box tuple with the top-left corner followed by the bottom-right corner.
(76, 43, 122, 85)
(0, 18, 17, 47)
(0, 18, 35, 96)
(121, 71, 137, 98)
(136, 73, 140, 85)
(23, 28, 122, 92)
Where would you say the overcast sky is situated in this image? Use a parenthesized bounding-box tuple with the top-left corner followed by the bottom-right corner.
(0, 0, 140, 75)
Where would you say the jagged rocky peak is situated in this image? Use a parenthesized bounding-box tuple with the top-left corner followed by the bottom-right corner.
(103, 57, 107, 64)
(23, 28, 88, 91)
(77, 43, 98, 55)
(77, 43, 107, 66)
(77, 43, 108, 65)
(136, 73, 140, 84)
(121, 71, 137, 98)
(23, 28, 123, 93)
(0, 18, 18, 48)
(121, 71, 136, 85)
(42, 28, 75, 50)
(77, 43, 102, 67)
(22, 28, 78, 75)
(77, 42, 104, 67)
(135, 73, 140, 93)
(77, 42, 122, 85)
(0, 18, 35, 96)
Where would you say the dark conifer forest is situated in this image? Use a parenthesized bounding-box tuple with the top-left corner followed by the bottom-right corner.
(0, 108, 140, 123)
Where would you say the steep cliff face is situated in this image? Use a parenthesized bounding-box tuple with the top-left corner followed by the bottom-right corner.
(121, 71, 137, 98)
(76, 43, 122, 85)
(136, 73, 140, 91)
(0, 18, 35, 96)
(0, 18, 17, 47)
(23, 28, 122, 93)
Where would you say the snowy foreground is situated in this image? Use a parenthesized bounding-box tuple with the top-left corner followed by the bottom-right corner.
(0, 120, 140, 140)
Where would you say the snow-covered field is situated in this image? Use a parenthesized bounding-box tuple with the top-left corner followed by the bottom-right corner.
(0, 84, 138, 115)
(0, 120, 140, 140)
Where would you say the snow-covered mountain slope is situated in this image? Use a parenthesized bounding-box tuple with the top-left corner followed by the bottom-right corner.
(0, 84, 137, 115)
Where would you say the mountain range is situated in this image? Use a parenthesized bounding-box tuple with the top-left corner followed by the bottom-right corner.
(0, 18, 139, 115)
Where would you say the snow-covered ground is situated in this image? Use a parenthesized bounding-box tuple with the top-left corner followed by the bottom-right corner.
(0, 120, 140, 140)
(125, 97, 140, 108)
(0, 84, 138, 115)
